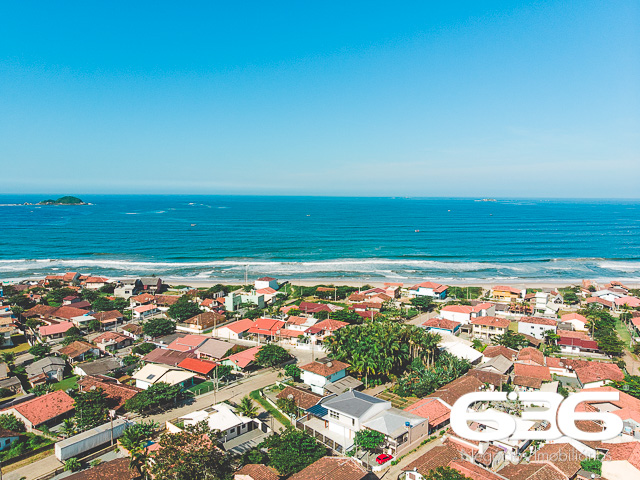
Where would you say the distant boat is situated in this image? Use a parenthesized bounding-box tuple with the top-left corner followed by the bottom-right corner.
(191, 224, 197, 226)
(415, 229, 420, 233)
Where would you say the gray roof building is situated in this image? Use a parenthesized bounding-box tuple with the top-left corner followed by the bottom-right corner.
(476, 354, 513, 375)
(195, 338, 234, 360)
(74, 357, 122, 376)
(25, 356, 66, 378)
(362, 407, 425, 438)
(320, 390, 389, 419)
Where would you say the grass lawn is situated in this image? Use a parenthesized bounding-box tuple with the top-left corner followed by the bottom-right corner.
(616, 319, 632, 346)
(509, 322, 518, 332)
(376, 390, 419, 409)
(52, 375, 79, 391)
(0, 335, 31, 355)
(250, 389, 291, 427)
(186, 381, 214, 395)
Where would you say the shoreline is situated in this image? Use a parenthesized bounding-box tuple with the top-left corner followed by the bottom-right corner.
(5, 275, 640, 290)
(164, 277, 612, 290)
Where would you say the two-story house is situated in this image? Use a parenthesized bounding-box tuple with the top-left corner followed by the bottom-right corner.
(409, 282, 448, 300)
(517, 316, 557, 340)
(299, 358, 349, 395)
(470, 316, 510, 339)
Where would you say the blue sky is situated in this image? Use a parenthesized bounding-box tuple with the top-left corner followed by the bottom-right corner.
(1, 1, 638, 197)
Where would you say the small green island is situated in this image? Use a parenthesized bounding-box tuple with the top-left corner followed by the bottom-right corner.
(38, 196, 87, 205)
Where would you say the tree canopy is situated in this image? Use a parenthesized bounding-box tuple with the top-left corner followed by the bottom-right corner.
(395, 352, 471, 397)
(492, 329, 528, 349)
(0, 413, 26, 433)
(167, 296, 203, 321)
(259, 427, 327, 477)
(29, 343, 51, 359)
(124, 382, 189, 413)
(410, 296, 433, 311)
(149, 421, 231, 480)
(324, 321, 441, 384)
(73, 388, 109, 431)
(142, 317, 176, 338)
(255, 344, 291, 367)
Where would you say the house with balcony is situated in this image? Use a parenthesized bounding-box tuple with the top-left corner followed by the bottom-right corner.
(491, 286, 524, 302)
(300, 390, 428, 456)
(470, 316, 510, 339)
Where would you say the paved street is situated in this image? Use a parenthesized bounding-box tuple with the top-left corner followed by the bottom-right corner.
(4, 366, 282, 480)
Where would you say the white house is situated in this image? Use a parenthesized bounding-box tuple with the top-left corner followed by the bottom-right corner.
(517, 316, 557, 340)
(440, 303, 495, 324)
(174, 403, 265, 443)
(132, 364, 195, 390)
(71, 314, 96, 329)
(299, 358, 349, 395)
(409, 281, 448, 299)
(255, 276, 279, 291)
(560, 313, 589, 331)
(213, 318, 254, 341)
(133, 304, 159, 319)
(592, 289, 625, 303)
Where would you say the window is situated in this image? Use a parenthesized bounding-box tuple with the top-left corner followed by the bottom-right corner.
(329, 410, 339, 420)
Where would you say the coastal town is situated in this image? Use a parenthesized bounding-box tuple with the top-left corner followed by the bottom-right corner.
(0, 274, 638, 480)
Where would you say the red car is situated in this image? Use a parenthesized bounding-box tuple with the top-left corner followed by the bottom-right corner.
(376, 454, 393, 465)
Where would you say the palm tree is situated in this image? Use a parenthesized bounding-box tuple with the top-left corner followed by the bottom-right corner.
(60, 418, 76, 438)
(129, 446, 149, 479)
(1, 352, 15, 365)
(237, 396, 258, 418)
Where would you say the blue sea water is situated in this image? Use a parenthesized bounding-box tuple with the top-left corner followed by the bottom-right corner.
(1, 195, 639, 284)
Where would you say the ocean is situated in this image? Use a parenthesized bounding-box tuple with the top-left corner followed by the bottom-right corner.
(1, 195, 639, 284)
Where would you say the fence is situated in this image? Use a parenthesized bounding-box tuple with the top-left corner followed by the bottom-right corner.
(295, 415, 345, 454)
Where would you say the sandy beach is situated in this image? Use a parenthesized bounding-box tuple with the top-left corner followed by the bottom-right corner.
(165, 277, 592, 291)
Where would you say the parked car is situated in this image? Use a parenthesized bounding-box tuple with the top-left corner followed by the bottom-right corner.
(376, 454, 393, 465)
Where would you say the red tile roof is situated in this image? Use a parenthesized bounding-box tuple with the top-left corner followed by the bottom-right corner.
(8, 390, 74, 427)
(492, 286, 522, 295)
(77, 376, 141, 411)
(576, 362, 624, 385)
(167, 334, 209, 352)
(561, 312, 588, 324)
(410, 281, 448, 293)
(441, 305, 473, 314)
(513, 363, 552, 381)
(221, 318, 254, 334)
(235, 464, 279, 480)
(298, 302, 332, 313)
(471, 316, 510, 328)
(311, 319, 348, 332)
(423, 317, 461, 331)
(177, 357, 217, 375)
(449, 460, 505, 480)
(93, 331, 129, 345)
(288, 456, 369, 480)
(404, 397, 451, 427)
(58, 341, 94, 358)
(91, 310, 124, 324)
(482, 346, 517, 359)
(585, 297, 613, 308)
(39, 321, 75, 336)
(519, 316, 557, 326)
(224, 346, 261, 369)
(276, 385, 323, 410)
(516, 347, 545, 366)
(299, 359, 349, 377)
